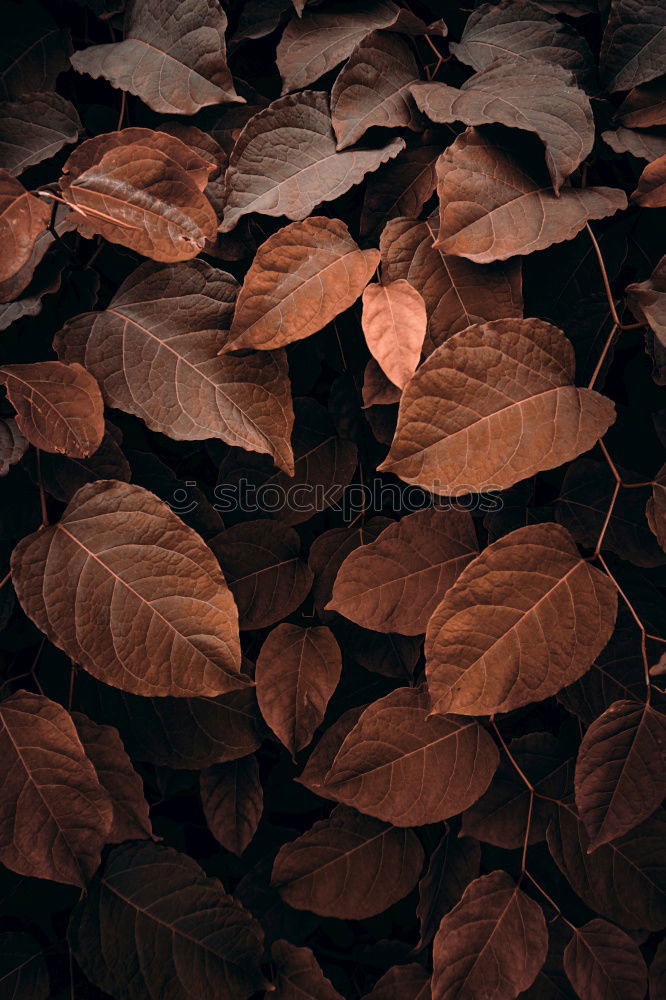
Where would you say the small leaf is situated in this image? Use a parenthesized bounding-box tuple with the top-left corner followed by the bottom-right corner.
(563, 918, 648, 1000)
(361, 280, 427, 389)
(201, 756, 263, 856)
(272, 939, 344, 1000)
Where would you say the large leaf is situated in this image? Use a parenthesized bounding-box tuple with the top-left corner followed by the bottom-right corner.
(380, 319, 616, 494)
(426, 522, 618, 716)
(331, 31, 420, 150)
(431, 870, 548, 1000)
(434, 128, 627, 263)
(416, 832, 481, 951)
(574, 699, 666, 849)
(12, 480, 244, 698)
(0, 361, 104, 459)
(68, 840, 265, 1000)
(0, 92, 80, 176)
(200, 756, 263, 856)
(361, 280, 427, 389)
(224, 217, 379, 351)
(271, 940, 344, 1000)
(563, 918, 648, 1000)
(0, 690, 112, 886)
(600, 0, 666, 92)
(54, 259, 295, 474)
(220, 91, 404, 231)
(379, 214, 523, 351)
(411, 58, 593, 193)
(59, 129, 218, 262)
(271, 804, 423, 918)
(328, 508, 478, 635)
(316, 685, 499, 826)
(0, 171, 50, 292)
(256, 624, 341, 755)
(71, 0, 240, 114)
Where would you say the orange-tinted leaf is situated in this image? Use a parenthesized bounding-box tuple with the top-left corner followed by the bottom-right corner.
(0, 92, 80, 176)
(12, 480, 244, 697)
(426, 523, 618, 716)
(416, 832, 481, 951)
(380, 319, 615, 494)
(362, 963, 431, 1000)
(0, 690, 112, 886)
(0, 361, 104, 459)
(632, 154, 666, 207)
(256, 624, 341, 755)
(361, 280, 427, 389)
(431, 870, 548, 1000)
(71, 0, 240, 114)
(272, 940, 344, 1000)
(220, 91, 404, 231)
(54, 259, 295, 474)
(69, 841, 265, 1000)
(201, 756, 263, 856)
(225, 217, 379, 351)
(271, 804, 423, 918)
(319, 685, 498, 825)
(328, 508, 478, 635)
(603, 126, 666, 162)
(0, 171, 49, 293)
(600, 0, 666, 92)
(563, 918, 648, 1000)
(0, 932, 49, 1000)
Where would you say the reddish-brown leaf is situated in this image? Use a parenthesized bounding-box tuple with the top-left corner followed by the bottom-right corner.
(0, 171, 50, 293)
(220, 91, 404, 231)
(416, 832, 481, 951)
(617, 79, 666, 128)
(271, 804, 423, 918)
(363, 358, 402, 406)
(200, 756, 263, 856)
(0, 361, 104, 459)
(225, 217, 379, 351)
(0, 92, 80, 176)
(563, 918, 648, 1000)
(603, 126, 666, 163)
(71, 0, 240, 114)
(431, 870, 548, 1000)
(317, 685, 498, 825)
(271, 940, 344, 1000)
(256, 624, 341, 756)
(12, 480, 244, 697)
(380, 319, 615, 494)
(328, 508, 478, 635)
(435, 129, 627, 263)
(0, 691, 112, 886)
(361, 280, 427, 389)
(632, 154, 666, 207)
(426, 522, 618, 716)
(0, 417, 27, 476)
(309, 519, 391, 616)
(362, 964, 431, 1000)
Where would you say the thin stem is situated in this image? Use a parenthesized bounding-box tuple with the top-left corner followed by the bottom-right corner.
(34, 449, 49, 527)
(521, 791, 534, 872)
(491, 721, 534, 791)
(37, 191, 141, 231)
(0, 570, 10, 590)
(596, 553, 652, 697)
(586, 223, 643, 332)
(587, 322, 618, 390)
(594, 477, 620, 557)
(117, 89, 126, 130)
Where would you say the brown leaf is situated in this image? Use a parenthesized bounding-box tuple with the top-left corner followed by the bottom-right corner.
(71, 711, 153, 843)
(416, 832, 481, 951)
(60, 128, 218, 262)
(211, 520, 313, 630)
(574, 699, 666, 850)
(412, 58, 593, 193)
(318, 685, 498, 825)
(201, 756, 263, 856)
(379, 214, 523, 351)
(617, 79, 666, 128)
(332, 618, 422, 680)
(331, 31, 420, 151)
(328, 508, 478, 635)
(309, 518, 392, 616)
(71, 0, 240, 114)
(12, 480, 244, 697)
(24, 424, 131, 503)
(256, 624, 341, 755)
(220, 91, 404, 232)
(431, 870, 548, 1000)
(563, 918, 648, 1000)
(0, 932, 50, 1000)
(603, 126, 666, 163)
(0, 418, 27, 476)
(380, 319, 615, 494)
(361, 280, 427, 389)
(69, 840, 265, 1000)
(632, 154, 666, 207)
(271, 804, 424, 918)
(363, 358, 402, 406)
(647, 463, 666, 550)
(600, 0, 666, 92)
(0, 361, 104, 459)
(361, 963, 431, 1000)
(54, 259, 295, 474)
(225, 217, 379, 351)
(0, 93, 80, 176)
(271, 940, 344, 1000)
(435, 128, 627, 263)
(0, 171, 50, 293)
(360, 140, 441, 239)
(426, 522, 618, 716)
(0, 690, 112, 886)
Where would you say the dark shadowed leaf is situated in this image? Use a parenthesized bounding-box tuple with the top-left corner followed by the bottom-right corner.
(600, 0, 666, 92)
(363, 358, 402, 406)
(618, 79, 666, 128)
(426, 523, 618, 716)
(0, 418, 27, 476)
(0, 1, 71, 101)
(650, 939, 666, 999)
(361, 280, 427, 389)
(271, 804, 423, 918)
(12, 480, 244, 697)
(563, 918, 648, 1000)
(0, 93, 80, 175)
(627, 256, 666, 350)
(360, 139, 441, 239)
(201, 756, 263, 856)
(603, 126, 666, 162)
(24, 424, 130, 502)
(416, 832, 481, 951)
(0, 690, 112, 886)
(332, 618, 422, 679)
(272, 940, 344, 999)
(647, 463, 666, 550)
(362, 963, 431, 1000)
(69, 840, 265, 1000)
(0, 932, 49, 1000)
(309, 518, 392, 616)
(0, 171, 50, 295)
(431, 870, 548, 1000)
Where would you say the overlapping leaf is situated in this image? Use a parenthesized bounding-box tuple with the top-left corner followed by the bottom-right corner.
(600, 0, 666, 92)
(0, 171, 50, 294)
(201, 756, 263, 856)
(271, 940, 344, 1000)
(563, 918, 648, 1000)
(0, 93, 80, 175)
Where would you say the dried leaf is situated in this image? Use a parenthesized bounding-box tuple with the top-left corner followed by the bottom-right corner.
(600, 0, 666, 92)
(272, 940, 344, 1000)
(221, 91, 404, 231)
(12, 480, 244, 697)
(632, 154, 666, 207)
(435, 128, 627, 263)
(416, 833, 481, 951)
(563, 918, 648, 1000)
(0, 92, 80, 176)
(256, 624, 341, 755)
(271, 804, 423, 918)
(0, 171, 50, 293)
(225, 217, 379, 351)
(380, 319, 616, 494)
(426, 522, 618, 716)
(71, 0, 240, 114)
(0, 690, 112, 886)
(361, 280, 427, 389)
(201, 756, 263, 856)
